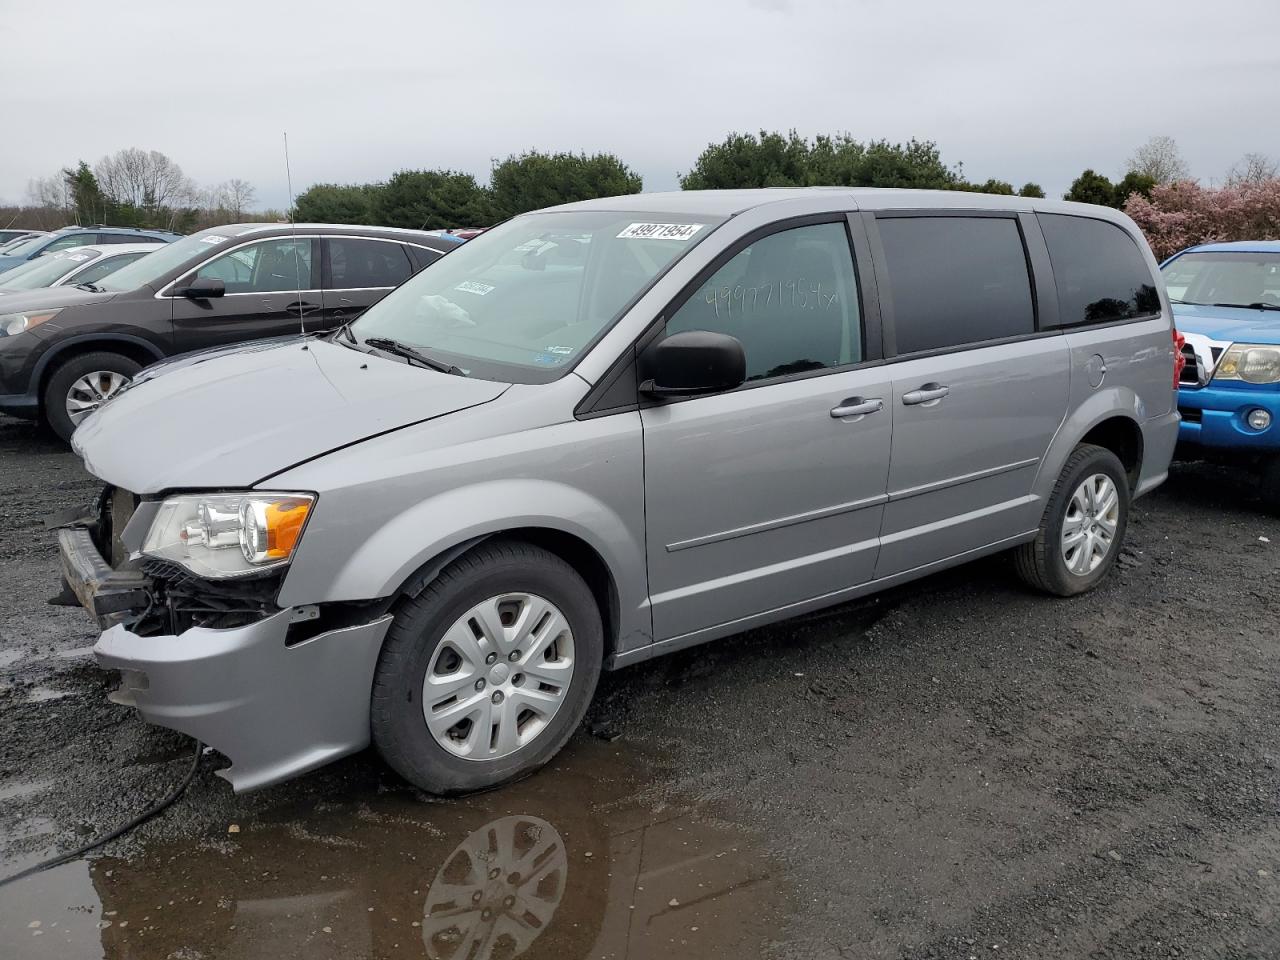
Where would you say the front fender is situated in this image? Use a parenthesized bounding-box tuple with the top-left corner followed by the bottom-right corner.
(276, 478, 651, 649)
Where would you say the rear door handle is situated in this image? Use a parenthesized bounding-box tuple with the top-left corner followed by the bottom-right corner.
(902, 384, 949, 405)
(292, 300, 322, 316)
(830, 397, 883, 419)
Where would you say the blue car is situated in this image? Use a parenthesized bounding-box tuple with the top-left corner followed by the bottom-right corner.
(0, 225, 181, 278)
(1163, 240, 1280, 496)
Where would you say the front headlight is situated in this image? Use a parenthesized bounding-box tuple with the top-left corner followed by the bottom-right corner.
(0, 308, 62, 337)
(142, 492, 315, 579)
(1213, 343, 1280, 384)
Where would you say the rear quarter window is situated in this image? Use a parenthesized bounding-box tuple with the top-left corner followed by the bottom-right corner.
(1038, 214, 1160, 326)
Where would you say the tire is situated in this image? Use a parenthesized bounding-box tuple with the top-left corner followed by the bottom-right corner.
(371, 540, 603, 795)
(1015, 443, 1130, 597)
(1261, 456, 1280, 514)
(42, 351, 142, 442)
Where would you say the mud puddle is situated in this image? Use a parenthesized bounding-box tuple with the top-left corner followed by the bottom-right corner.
(0, 738, 784, 959)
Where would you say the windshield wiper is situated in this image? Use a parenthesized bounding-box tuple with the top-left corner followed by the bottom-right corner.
(362, 336, 465, 376)
(73, 281, 103, 292)
(329, 319, 357, 343)
(1212, 301, 1280, 312)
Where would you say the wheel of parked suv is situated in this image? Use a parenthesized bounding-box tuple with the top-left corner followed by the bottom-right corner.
(1014, 443, 1130, 597)
(1261, 457, 1280, 514)
(371, 540, 603, 795)
(43, 351, 141, 442)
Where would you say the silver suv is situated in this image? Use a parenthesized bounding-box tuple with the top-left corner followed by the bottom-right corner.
(58, 189, 1180, 794)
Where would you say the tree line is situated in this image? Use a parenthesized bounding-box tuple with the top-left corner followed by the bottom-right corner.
(8, 136, 1278, 258)
(7, 148, 279, 234)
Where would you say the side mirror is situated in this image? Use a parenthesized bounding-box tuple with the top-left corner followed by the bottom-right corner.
(176, 277, 225, 299)
(640, 330, 746, 397)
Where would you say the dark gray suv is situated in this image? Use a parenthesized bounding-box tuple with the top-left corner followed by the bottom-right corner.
(0, 223, 460, 438)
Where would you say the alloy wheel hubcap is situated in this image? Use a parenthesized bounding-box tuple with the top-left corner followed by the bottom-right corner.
(1061, 473, 1120, 576)
(424, 592, 575, 761)
(65, 370, 130, 424)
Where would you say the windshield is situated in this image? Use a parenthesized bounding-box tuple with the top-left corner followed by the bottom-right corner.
(1162, 251, 1280, 307)
(349, 210, 721, 382)
(0, 247, 101, 290)
(95, 233, 218, 291)
(1, 234, 51, 258)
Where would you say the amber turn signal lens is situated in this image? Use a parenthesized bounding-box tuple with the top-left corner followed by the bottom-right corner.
(264, 498, 312, 559)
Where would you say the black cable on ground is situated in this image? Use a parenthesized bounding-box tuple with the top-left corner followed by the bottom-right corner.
(0, 739, 203, 889)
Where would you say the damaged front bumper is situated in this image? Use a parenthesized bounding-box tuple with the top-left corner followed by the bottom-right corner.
(94, 610, 392, 792)
(57, 501, 393, 792)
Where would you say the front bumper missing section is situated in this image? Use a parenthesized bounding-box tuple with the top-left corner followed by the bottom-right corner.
(57, 505, 394, 792)
(94, 610, 393, 792)
(56, 527, 150, 628)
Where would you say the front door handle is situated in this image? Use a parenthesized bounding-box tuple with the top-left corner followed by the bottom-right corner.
(830, 397, 883, 419)
(902, 384, 950, 406)
(292, 300, 323, 317)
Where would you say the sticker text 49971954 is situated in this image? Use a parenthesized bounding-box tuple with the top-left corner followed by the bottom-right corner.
(616, 223, 704, 241)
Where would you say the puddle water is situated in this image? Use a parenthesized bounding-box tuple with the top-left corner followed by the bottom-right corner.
(0, 739, 784, 959)
(23, 688, 70, 704)
(0, 780, 52, 802)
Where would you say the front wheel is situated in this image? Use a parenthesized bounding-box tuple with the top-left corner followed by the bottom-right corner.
(371, 541, 603, 795)
(1015, 444, 1130, 597)
(42, 351, 141, 442)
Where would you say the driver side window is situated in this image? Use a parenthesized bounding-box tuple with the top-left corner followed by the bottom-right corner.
(665, 221, 863, 382)
(195, 238, 314, 293)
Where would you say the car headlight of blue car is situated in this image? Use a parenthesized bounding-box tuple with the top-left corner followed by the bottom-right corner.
(1213, 343, 1280, 384)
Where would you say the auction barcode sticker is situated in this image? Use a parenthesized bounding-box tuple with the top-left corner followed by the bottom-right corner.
(455, 280, 495, 296)
(617, 223, 704, 241)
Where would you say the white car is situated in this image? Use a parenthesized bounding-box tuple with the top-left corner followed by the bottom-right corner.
(0, 242, 163, 295)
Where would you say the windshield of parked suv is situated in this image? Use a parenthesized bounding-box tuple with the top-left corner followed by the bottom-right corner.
(1, 234, 51, 258)
(348, 210, 722, 382)
(0, 247, 101, 290)
(95, 232, 221, 292)
(1162, 251, 1280, 308)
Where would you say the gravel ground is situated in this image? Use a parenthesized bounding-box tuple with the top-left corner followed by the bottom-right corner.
(0, 411, 1277, 960)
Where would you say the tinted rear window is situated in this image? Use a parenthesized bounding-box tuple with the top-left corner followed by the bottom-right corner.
(1038, 214, 1160, 326)
(878, 216, 1035, 354)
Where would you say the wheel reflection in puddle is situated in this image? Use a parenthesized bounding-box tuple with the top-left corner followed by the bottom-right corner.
(422, 815, 566, 959)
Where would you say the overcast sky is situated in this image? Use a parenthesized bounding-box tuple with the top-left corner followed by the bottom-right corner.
(4, 0, 1278, 211)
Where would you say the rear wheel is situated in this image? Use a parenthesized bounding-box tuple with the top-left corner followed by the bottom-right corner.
(371, 541, 603, 795)
(1015, 444, 1130, 596)
(42, 351, 141, 442)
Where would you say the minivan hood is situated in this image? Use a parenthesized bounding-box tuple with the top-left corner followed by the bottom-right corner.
(72, 337, 509, 493)
(1172, 303, 1280, 345)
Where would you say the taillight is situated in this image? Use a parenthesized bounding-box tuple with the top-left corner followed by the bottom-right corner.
(1173, 329, 1186, 388)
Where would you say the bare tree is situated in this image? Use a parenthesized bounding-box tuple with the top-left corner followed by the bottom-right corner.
(1126, 136, 1190, 184)
(218, 178, 257, 219)
(26, 174, 73, 214)
(1225, 152, 1280, 186)
(95, 148, 197, 212)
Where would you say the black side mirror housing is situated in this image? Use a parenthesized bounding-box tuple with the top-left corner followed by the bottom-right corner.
(177, 277, 225, 299)
(640, 330, 746, 397)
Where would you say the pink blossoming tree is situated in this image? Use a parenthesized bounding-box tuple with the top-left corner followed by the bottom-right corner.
(1125, 179, 1280, 261)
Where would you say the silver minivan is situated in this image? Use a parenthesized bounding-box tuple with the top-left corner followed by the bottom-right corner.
(57, 189, 1181, 794)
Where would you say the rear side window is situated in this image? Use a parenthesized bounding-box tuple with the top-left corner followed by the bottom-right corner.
(877, 216, 1035, 354)
(407, 245, 443, 272)
(1038, 214, 1160, 326)
(327, 237, 413, 289)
